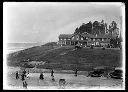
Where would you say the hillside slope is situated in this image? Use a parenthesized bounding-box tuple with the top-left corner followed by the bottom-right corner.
(7, 45, 122, 69)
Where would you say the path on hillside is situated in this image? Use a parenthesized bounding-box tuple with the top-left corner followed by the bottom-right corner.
(45, 46, 63, 53)
(59, 48, 76, 55)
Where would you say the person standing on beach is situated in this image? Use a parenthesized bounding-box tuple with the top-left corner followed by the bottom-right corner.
(74, 68, 78, 77)
(23, 69, 26, 77)
(16, 71, 19, 79)
(51, 69, 54, 77)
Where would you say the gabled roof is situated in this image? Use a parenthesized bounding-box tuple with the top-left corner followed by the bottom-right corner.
(80, 32, 95, 38)
(59, 34, 73, 39)
(59, 32, 112, 39)
(81, 32, 111, 38)
(93, 34, 112, 38)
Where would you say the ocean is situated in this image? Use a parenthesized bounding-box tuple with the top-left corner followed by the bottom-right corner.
(6, 42, 44, 54)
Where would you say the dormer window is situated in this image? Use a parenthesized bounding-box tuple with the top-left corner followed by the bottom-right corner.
(88, 38, 91, 41)
(102, 39, 104, 41)
(72, 37, 74, 40)
(76, 35, 79, 40)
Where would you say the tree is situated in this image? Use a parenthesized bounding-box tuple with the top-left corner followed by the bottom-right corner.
(92, 21, 101, 35)
(110, 36, 121, 48)
(86, 21, 93, 34)
(111, 21, 117, 30)
(104, 23, 108, 34)
(108, 21, 118, 37)
(100, 23, 105, 35)
(73, 20, 118, 37)
(74, 27, 79, 34)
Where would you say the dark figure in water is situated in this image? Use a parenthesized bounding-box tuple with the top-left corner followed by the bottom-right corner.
(21, 74, 25, 81)
(23, 81, 28, 89)
(74, 69, 78, 77)
(51, 69, 54, 77)
(16, 71, 19, 79)
(40, 72, 44, 80)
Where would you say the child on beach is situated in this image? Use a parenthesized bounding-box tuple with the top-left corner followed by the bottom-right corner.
(39, 72, 44, 80)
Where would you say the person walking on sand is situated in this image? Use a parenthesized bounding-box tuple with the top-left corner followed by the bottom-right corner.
(74, 68, 78, 77)
(23, 69, 26, 77)
(51, 69, 54, 77)
(40, 72, 44, 80)
(23, 81, 28, 89)
(16, 71, 19, 79)
(21, 73, 25, 81)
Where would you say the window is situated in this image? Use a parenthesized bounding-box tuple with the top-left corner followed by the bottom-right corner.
(96, 42, 99, 45)
(81, 38, 83, 40)
(93, 39, 95, 41)
(104, 38, 106, 41)
(97, 39, 99, 41)
(102, 39, 104, 41)
(72, 37, 74, 40)
(77, 37, 79, 40)
(106, 38, 109, 41)
(100, 38, 102, 41)
(91, 38, 93, 41)
(88, 38, 91, 41)
(65, 41, 66, 44)
(76, 35, 79, 40)
(60, 41, 62, 44)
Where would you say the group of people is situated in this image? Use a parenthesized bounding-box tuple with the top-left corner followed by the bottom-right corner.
(15, 68, 78, 89)
(15, 69, 29, 89)
(39, 69, 55, 81)
(15, 69, 55, 89)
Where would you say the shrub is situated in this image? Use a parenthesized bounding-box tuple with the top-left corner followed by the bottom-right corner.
(22, 63, 35, 68)
(90, 45, 94, 49)
(102, 47, 105, 50)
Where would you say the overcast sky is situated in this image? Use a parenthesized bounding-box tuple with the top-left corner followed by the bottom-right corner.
(4, 2, 123, 43)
